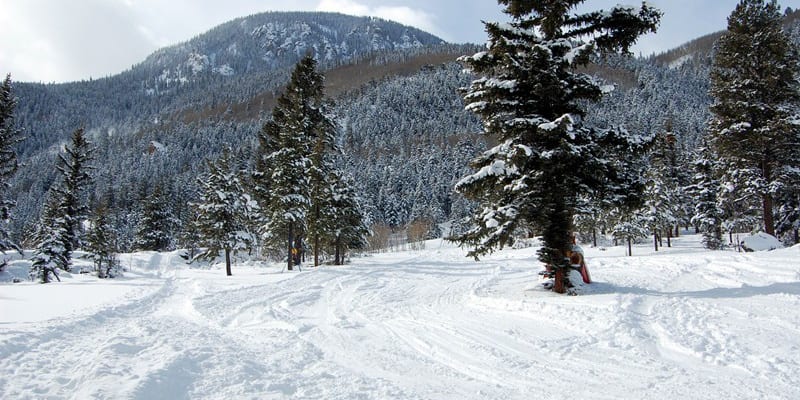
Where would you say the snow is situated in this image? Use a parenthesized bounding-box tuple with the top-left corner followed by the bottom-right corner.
(740, 232, 783, 252)
(668, 54, 693, 69)
(213, 64, 235, 76)
(538, 113, 574, 133)
(2, 235, 800, 399)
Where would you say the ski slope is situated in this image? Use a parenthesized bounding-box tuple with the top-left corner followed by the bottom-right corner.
(1, 235, 799, 399)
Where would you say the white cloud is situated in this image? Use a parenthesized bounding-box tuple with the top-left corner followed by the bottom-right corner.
(315, 0, 443, 39)
(315, 0, 370, 16)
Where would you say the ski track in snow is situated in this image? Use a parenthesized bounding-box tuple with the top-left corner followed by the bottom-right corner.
(1, 237, 800, 399)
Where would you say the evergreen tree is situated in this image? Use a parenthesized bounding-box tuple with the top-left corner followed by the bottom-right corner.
(611, 210, 648, 257)
(642, 132, 681, 250)
(689, 144, 724, 249)
(453, 0, 660, 292)
(709, 0, 800, 237)
(718, 166, 762, 243)
(776, 192, 800, 244)
(29, 128, 94, 280)
(54, 127, 95, 255)
(256, 56, 324, 270)
(192, 148, 258, 276)
(306, 79, 339, 267)
(330, 172, 369, 265)
(134, 185, 179, 251)
(29, 191, 68, 283)
(86, 204, 120, 278)
(0, 74, 24, 254)
(573, 197, 603, 247)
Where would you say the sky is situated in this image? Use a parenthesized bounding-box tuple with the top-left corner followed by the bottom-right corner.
(2, 0, 799, 83)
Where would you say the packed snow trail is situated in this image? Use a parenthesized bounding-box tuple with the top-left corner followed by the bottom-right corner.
(1, 236, 799, 399)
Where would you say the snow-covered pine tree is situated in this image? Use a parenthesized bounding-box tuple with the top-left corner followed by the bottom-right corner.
(134, 185, 179, 251)
(689, 144, 724, 250)
(709, 0, 800, 237)
(453, 0, 661, 293)
(611, 210, 648, 257)
(54, 127, 95, 256)
(718, 166, 762, 245)
(256, 56, 323, 271)
(86, 204, 120, 278)
(776, 191, 800, 244)
(329, 171, 369, 265)
(192, 148, 258, 276)
(29, 128, 94, 280)
(0, 74, 24, 254)
(307, 83, 338, 267)
(573, 197, 603, 247)
(642, 132, 680, 251)
(29, 191, 68, 283)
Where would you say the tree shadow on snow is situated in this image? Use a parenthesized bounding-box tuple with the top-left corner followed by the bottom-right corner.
(586, 280, 800, 299)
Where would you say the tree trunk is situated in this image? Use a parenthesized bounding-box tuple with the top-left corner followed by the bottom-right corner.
(762, 193, 775, 236)
(314, 236, 320, 267)
(287, 224, 294, 271)
(592, 229, 597, 248)
(627, 238, 632, 256)
(653, 229, 659, 252)
(762, 158, 776, 236)
(334, 238, 341, 265)
(666, 228, 672, 248)
(225, 248, 232, 276)
(675, 225, 680, 238)
(553, 268, 566, 294)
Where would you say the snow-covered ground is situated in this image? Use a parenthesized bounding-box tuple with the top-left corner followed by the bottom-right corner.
(1, 235, 799, 399)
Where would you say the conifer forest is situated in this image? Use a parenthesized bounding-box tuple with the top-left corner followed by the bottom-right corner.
(3, 2, 800, 399)
(1, 3, 799, 286)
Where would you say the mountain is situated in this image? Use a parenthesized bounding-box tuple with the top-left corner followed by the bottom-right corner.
(6, 9, 800, 249)
(7, 12, 477, 247)
(137, 11, 443, 83)
(12, 12, 445, 156)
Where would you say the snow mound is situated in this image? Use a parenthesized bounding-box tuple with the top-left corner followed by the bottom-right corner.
(740, 232, 783, 252)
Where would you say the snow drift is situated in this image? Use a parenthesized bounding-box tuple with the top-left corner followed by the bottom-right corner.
(1, 235, 799, 399)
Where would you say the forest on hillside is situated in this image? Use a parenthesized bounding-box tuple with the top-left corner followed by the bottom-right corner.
(1, 4, 800, 286)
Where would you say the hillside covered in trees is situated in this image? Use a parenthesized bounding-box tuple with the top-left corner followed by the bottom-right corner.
(3, 7, 800, 263)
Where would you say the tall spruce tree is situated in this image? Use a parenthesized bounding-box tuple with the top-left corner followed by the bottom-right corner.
(453, 0, 660, 293)
(329, 172, 369, 265)
(689, 144, 724, 250)
(776, 192, 800, 244)
(192, 148, 258, 276)
(55, 127, 95, 255)
(709, 0, 800, 237)
(29, 191, 68, 283)
(0, 74, 24, 254)
(642, 132, 681, 250)
(306, 82, 338, 267)
(30, 128, 94, 280)
(86, 204, 120, 278)
(256, 56, 326, 271)
(134, 185, 178, 251)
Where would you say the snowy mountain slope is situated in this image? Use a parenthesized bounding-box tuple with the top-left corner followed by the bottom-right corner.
(2, 235, 799, 399)
(137, 11, 443, 84)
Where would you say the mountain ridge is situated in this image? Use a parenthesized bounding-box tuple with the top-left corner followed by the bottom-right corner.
(6, 9, 800, 248)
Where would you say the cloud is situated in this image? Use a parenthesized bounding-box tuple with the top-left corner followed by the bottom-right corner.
(315, 0, 370, 16)
(315, 0, 444, 39)
(1, 0, 156, 82)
